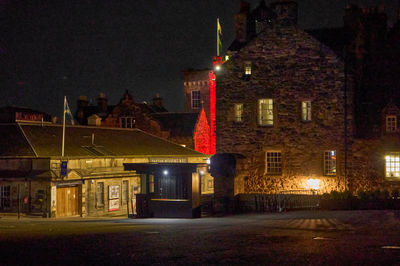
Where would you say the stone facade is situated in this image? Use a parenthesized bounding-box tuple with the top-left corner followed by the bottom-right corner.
(214, 1, 400, 196)
(216, 23, 348, 194)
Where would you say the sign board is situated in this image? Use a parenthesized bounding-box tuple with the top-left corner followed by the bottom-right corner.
(109, 185, 120, 199)
(60, 161, 68, 177)
(149, 157, 188, 164)
(108, 199, 120, 211)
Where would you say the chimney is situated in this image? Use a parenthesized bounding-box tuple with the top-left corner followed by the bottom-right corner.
(153, 93, 163, 108)
(234, 1, 250, 42)
(97, 93, 107, 113)
(77, 95, 88, 109)
(270, 1, 298, 26)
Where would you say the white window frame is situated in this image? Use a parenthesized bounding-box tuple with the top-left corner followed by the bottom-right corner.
(386, 115, 397, 132)
(385, 153, 400, 179)
(258, 99, 273, 126)
(265, 151, 282, 174)
(191, 90, 201, 109)
(234, 103, 243, 122)
(120, 117, 135, 128)
(324, 150, 337, 176)
(302, 101, 312, 121)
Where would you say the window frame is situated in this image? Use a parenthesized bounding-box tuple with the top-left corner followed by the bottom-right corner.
(324, 150, 337, 176)
(301, 100, 312, 122)
(96, 182, 105, 207)
(385, 153, 400, 179)
(0, 185, 11, 210)
(244, 62, 252, 75)
(386, 115, 397, 133)
(234, 103, 244, 123)
(265, 151, 282, 175)
(258, 99, 274, 126)
(191, 90, 201, 109)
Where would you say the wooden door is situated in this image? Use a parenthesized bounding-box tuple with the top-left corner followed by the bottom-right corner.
(57, 186, 79, 217)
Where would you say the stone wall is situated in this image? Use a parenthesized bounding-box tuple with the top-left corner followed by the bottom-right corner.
(216, 25, 349, 194)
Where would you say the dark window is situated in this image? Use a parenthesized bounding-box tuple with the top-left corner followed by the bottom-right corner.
(96, 182, 104, 206)
(0, 185, 11, 210)
(266, 151, 282, 174)
(191, 91, 201, 109)
(324, 151, 336, 176)
(122, 180, 129, 202)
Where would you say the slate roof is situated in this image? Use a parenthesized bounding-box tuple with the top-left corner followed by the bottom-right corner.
(151, 113, 199, 138)
(0, 123, 204, 158)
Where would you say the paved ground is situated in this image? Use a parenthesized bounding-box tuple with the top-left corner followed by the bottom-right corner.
(1, 210, 400, 265)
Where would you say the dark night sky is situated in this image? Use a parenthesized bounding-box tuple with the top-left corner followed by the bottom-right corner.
(0, 0, 398, 118)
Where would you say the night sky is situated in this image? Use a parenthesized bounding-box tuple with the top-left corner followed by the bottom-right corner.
(0, 0, 398, 118)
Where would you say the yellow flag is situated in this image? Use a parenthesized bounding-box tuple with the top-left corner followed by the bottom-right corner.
(217, 18, 222, 56)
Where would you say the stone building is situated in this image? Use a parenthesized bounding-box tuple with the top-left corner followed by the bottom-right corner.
(213, 1, 400, 196)
(0, 122, 208, 218)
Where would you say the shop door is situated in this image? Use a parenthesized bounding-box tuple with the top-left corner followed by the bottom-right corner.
(56, 186, 79, 217)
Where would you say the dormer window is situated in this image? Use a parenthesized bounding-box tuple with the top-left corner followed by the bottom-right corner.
(244, 62, 252, 75)
(386, 115, 397, 132)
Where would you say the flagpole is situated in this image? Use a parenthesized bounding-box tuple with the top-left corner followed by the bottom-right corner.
(217, 18, 220, 57)
(62, 96, 66, 157)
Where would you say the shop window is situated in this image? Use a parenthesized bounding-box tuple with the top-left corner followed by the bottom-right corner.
(386, 115, 397, 132)
(302, 101, 312, 121)
(149, 175, 154, 193)
(191, 91, 201, 109)
(0, 185, 11, 210)
(266, 151, 282, 174)
(96, 182, 104, 207)
(234, 103, 243, 122)
(258, 99, 273, 126)
(385, 154, 400, 178)
(324, 151, 336, 176)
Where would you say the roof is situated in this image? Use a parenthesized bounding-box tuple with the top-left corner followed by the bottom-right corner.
(151, 112, 199, 138)
(0, 123, 205, 158)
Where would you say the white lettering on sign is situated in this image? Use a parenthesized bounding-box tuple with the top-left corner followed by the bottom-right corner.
(149, 158, 188, 163)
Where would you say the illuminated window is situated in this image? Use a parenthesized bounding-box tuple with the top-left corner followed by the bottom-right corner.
(191, 90, 201, 109)
(324, 151, 336, 176)
(302, 101, 312, 121)
(234, 103, 243, 122)
(120, 117, 135, 128)
(0, 185, 11, 210)
(386, 115, 397, 132)
(96, 182, 104, 206)
(266, 151, 282, 174)
(258, 99, 273, 126)
(244, 62, 252, 75)
(149, 174, 154, 193)
(385, 154, 400, 178)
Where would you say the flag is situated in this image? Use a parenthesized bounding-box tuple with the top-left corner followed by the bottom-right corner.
(64, 96, 74, 125)
(217, 18, 223, 56)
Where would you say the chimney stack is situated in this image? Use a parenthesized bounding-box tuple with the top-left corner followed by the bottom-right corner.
(270, 1, 298, 26)
(97, 93, 107, 113)
(234, 1, 250, 42)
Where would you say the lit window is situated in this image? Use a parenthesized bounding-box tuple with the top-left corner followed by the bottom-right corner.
(96, 182, 104, 207)
(324, 151, 336, 176)
(234, 103, 243, 122)
(258, 99, 273, 126)
(245, 62, 252, 75)
(149, 174, 154, 193)
(385, 154, 400, 179)
(302, 101, 312, 121)
(120, 117, 135, 128)
(386, 115, 397, 132)
(266, 151, 282, 174)
(191, 90, 201, 109)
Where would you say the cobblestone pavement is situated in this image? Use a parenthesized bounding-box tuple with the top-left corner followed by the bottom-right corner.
(1, 210, 400, 265)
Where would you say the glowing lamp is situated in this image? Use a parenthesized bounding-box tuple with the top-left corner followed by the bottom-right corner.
(163, 170, 168, 175)
(207, 158, 211, 165)
(307, 179, 320, 190)
(215, 65, 221, 71)
(200, 170, 204, 175)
